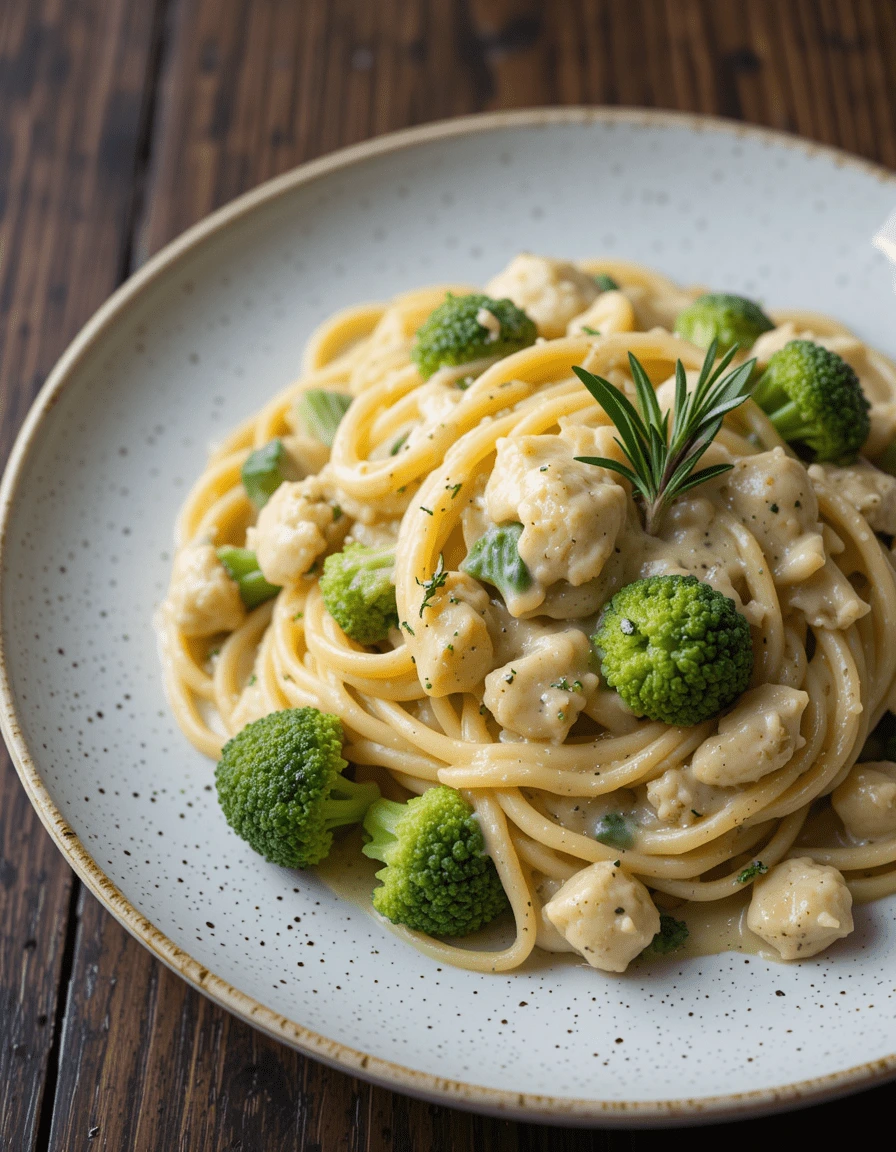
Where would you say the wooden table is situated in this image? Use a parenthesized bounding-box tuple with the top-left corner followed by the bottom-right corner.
(3, 1, 896, 1146)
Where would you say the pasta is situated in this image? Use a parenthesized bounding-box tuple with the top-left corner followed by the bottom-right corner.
(160, 255, 896, 974)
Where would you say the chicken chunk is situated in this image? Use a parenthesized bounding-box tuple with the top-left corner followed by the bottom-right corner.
(832, 761, 896, 840)
(720, 448, 826, 586)
(808, 460, 896, 535)
(721, 448, 869, 629)
(533, 876, 579, 954)
(544, 862, 661, 973)
(485, 435, 626, 609)
(247, 475, 346, 586)
(644, 766, 721, 828)
(413, 572, 494, 696)
(783, 562, 870, 631)
(486, 254, 598, 338)
(691, 684, 809, 787)
(483, 630, 598, 742)
(166, 543, 246, 638)
(746, 857, 853, 960)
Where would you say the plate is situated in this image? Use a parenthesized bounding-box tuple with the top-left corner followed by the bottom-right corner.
(3, 108, 896, 1126)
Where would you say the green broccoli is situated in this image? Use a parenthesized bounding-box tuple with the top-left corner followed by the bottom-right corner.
(215, 708, 380, 868)
(675, 293, 774, 354)
(217, 546, 281, 609)
(242, 438, 289, 508)
(362, 785, 509, 936)
(295, 389, 353, 446)
(411, 293, 537, 381)
(593, 575, 753, 727)
(460, 523, 533, 601)
(643, 914, 689, 956)
(751, 339, 870, 463)
(593, 272, 620, 292)
(319, 544, 398, 645)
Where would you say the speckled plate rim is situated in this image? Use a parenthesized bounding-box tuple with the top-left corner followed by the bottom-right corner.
(3, 106, 896, 1128)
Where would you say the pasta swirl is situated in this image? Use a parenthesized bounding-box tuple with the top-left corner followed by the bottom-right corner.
(160, 256, 896, 972)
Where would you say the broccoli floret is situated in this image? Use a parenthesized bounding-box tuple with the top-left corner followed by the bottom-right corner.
(643, 914, 689, 956)
(411, 293, 537, 381)
(593, 575, 753, 727)
(675, 293, 774, 354)
(319, 544, 397, 645)
(217, 545, 281, 609)
(295, 389, 353, 446)
(460, 522, 532, 601)
(242, 438, 288, 508)
(593, 272, 620, 292)
(751, 339, 870, 463)
(362, 785, 509, 936)
(215, 708, 380, 868)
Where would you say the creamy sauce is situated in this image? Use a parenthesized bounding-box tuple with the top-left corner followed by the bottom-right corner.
(318, 826, 779, 966)
(665, 892, 771, 961)
(316, 825, 382, 907)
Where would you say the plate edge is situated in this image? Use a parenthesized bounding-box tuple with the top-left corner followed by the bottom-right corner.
(1, 105, 895, 1123)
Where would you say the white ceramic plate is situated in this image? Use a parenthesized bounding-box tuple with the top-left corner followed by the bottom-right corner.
(3, 109, 896, 1127)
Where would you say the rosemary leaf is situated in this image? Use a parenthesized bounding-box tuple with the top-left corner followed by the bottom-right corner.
(574, 340, 755, 534)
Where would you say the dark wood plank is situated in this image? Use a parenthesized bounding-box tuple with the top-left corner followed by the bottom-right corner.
(31, 0, 896, 1148)
(0, 1, 163, 1148)
(0, 753, 75, 1151)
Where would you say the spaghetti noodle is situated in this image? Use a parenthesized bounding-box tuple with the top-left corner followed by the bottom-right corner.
(159, 256, 896, 972)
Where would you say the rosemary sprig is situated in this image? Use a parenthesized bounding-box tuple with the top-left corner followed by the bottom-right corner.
(573, 340, 755, 534)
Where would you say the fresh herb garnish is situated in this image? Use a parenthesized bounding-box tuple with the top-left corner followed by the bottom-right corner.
(736, 861, 768, 884)
(416, 555, 448, 617)
(643, 914, 689, 956)
(573, 340, 755, 534)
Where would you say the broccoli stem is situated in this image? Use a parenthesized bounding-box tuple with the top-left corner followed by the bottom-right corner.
(750, 373, 814, 442)
(361, 798, 407, 863)
(758, 398, 811, 443)
(217, 546, 281, 609)
(321, 777, 382, 831)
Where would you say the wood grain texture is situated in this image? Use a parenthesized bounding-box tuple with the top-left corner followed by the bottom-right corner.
(136, 0, 896, 270)
(0, 1, 160, 1148)
(5, 0, 896, 1148)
